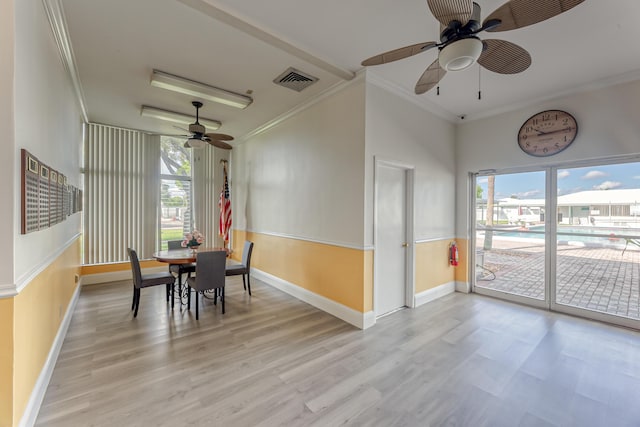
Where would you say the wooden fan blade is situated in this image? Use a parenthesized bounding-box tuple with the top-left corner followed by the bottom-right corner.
(205, 133, 234, 141)
(478, 39, 531, 74)
(484, 0, 585, 33)
(427, 0, 473, 28)
(361, 42, 437, 66)
(208, 140, 233, 150)
(415, 59, 447, 94)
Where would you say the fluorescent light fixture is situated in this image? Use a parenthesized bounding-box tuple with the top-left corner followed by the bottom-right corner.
(140, 105, 221, 130)
(150, 70, 253, 109)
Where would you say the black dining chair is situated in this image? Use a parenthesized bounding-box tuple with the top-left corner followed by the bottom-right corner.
(187, 250, 227, 319)
(167, 240, 196, 308)
(225, 241, 254, 295)
(127, 248, 176, 317)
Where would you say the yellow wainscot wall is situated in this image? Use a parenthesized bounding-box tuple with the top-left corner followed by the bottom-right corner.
(414, 239, 457, 294)
(232, 230, 372, 313)
(9, 238, 81, 427)
(0, 298, 14, 427)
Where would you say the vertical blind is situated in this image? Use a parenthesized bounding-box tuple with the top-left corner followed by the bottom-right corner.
(192, 145, 221, 248)
(84, 124, 160, 264)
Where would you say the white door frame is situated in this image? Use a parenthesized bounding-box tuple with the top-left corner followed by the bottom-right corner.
(373, 157, 415, 316)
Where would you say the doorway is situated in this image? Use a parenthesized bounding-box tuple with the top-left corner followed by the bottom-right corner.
(374, 160, 413, 317)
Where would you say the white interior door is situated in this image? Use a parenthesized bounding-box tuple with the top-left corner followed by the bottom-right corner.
(375, 162, 408, 317)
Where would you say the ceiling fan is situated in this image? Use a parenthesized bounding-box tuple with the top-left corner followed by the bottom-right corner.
(361, 0, 585, 94)
(182, 101, 234, 149)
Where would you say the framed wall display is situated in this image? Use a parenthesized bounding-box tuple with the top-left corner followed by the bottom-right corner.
(50, 170, 59, 225)
(21, 149, 40, 234)
(39, 164, 50, 229)
(20, 149, 80, 234)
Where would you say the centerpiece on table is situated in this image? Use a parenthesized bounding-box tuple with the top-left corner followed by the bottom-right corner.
(182, 230, 204, 251)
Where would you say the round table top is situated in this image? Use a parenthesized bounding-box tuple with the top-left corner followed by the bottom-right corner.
(153, 247, 228, 264)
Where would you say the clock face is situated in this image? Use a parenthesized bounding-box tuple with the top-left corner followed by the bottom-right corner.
(517, 110, 578, 157)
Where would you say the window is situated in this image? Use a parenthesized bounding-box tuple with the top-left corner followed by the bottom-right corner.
(160, 136, 192, 250)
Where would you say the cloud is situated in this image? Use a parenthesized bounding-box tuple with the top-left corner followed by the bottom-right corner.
(582, 170, 608, 180)
(516, 190, 542, 198)
(593, 181, 622, 190)
(477, 177, 488, 184)
(633, 176, 640, 180)
(557, 170, 570, 179)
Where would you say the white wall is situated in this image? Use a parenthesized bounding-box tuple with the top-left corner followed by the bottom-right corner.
(1, 0, 16, 290)
(455, 79, 640, 236)
(364, 80, 456, 245)
(232, 79, 366, 247)
(13, 0, 83, 285)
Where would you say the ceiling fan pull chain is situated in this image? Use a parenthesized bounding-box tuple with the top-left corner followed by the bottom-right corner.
(478, 65, 482, 100)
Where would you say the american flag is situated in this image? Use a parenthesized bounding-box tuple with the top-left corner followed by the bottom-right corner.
(218, 166, 232, 243)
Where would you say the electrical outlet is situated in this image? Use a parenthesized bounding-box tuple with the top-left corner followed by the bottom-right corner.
(74, 274, 79, 283)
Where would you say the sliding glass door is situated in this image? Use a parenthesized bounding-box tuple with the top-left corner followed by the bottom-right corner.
(474, 170, 548, 307)
(472, 159, 640, 329)
(553, 161, 640, 326)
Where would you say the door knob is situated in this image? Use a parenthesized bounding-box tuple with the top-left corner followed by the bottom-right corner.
(402, 243, 409, 247)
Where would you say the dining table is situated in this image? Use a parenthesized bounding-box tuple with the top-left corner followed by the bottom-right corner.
(153, 247, 230, 307)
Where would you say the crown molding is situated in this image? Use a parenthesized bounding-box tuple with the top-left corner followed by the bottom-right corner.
(464, 68, 640, 123)
(42, 0, 88, 123)
(240, 71, 366, 142)
(365, 69, 459, 123)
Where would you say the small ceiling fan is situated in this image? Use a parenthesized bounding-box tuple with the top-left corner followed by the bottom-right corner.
(182, 101, 234, 149)
(361, 0, 585, 94)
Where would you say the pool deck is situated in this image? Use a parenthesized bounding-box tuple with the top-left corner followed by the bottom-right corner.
(476, 239, 640, 320)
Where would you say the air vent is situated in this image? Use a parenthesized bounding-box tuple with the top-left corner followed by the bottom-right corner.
(273, 67, 318, 92)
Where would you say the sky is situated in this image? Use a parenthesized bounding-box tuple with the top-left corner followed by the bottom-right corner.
(477, 161, 640, 200)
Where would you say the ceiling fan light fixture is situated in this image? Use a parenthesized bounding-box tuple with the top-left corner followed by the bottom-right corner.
(186, 138, 206, 149)
(438, 38, 483, 71)
(150, 70, 253, 109)
(140, 105, 221, 130)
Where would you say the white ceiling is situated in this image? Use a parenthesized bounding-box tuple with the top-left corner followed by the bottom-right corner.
(59, 0, 640, 143)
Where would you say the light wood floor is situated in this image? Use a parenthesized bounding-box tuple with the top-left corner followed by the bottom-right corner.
(37, 276, 640, 426)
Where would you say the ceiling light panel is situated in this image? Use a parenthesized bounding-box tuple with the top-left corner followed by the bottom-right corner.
(140, 105, 221, 130)
(150, 70, 253, 109)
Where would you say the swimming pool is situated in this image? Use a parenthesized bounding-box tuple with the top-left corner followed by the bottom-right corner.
(492, 225, 640, 247)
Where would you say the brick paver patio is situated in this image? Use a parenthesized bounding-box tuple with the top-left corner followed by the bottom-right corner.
(476, 241, 640, 320)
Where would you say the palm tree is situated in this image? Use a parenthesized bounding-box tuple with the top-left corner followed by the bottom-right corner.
(484, 175, 495, 250)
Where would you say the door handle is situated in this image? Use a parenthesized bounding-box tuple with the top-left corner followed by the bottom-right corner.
(402, 243, 409, 247)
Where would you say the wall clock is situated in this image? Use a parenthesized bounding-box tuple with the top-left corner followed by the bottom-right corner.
(517, 110, 578, 157)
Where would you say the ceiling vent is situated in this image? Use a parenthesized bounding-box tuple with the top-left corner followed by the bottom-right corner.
(273, 67, 318, 92)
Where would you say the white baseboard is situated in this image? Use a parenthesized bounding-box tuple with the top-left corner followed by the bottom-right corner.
(82, 266, 167, 285)
(19, 279, 82, 427)
(414, 281, 456, 307)
(455, 281, 470, 293)
(251, 269, 373, 329)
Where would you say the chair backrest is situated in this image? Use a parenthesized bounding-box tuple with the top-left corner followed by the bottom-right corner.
(167, 240, 183, 250)
(242, 241, 254, 268)
(193, 251, 227, 292)
(127, 248, 142, 289)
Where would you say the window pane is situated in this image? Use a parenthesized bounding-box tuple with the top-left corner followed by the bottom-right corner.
(475, 171, 546, 301)
(161, 136, 191, 177)
(160, 136, 192, 250)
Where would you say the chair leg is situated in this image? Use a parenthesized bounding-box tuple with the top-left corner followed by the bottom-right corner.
(242, 275, 246, 290)
(131, 285, 136, 310)
(195, 291, 199, 320)
(247, 273, 251, 296)
(221, 288, 225, 314)
(133, 288, 140, 317)
(187, 285, 191, 309)
(166, 284, 170, 302)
